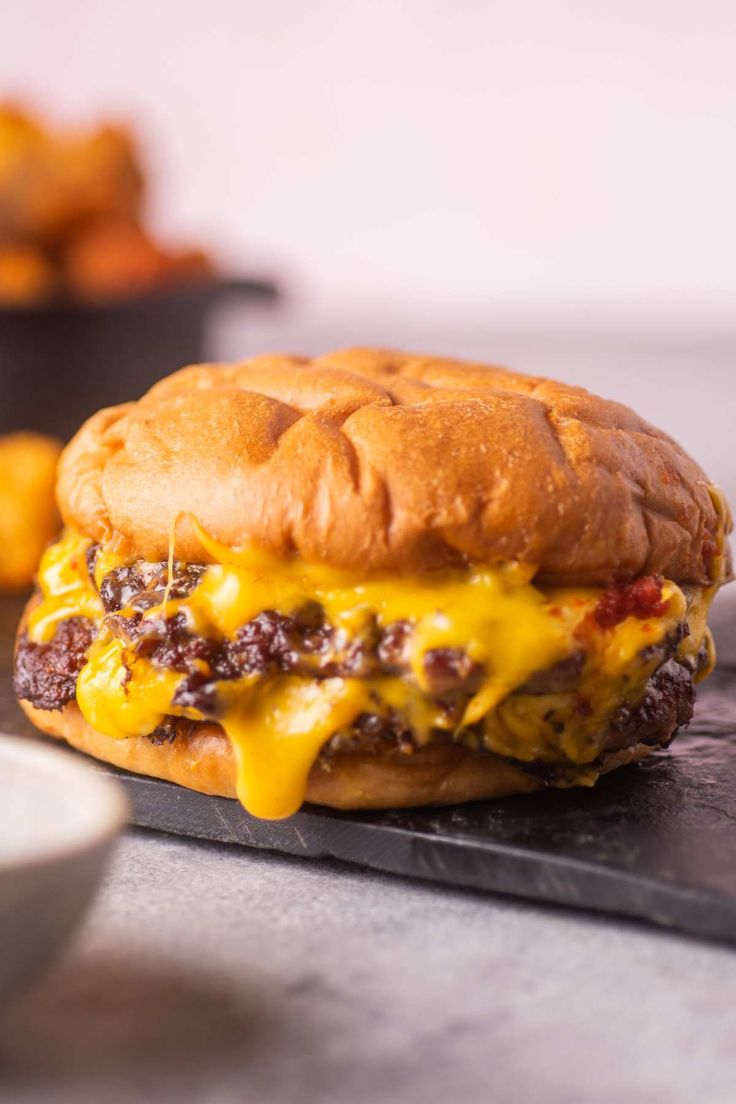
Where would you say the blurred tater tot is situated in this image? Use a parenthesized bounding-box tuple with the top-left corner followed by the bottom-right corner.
(0, 106, 51, 241)
(0, 244, 55, 304)
(0, 432, 61, 590)
(0, 105, 143, 246)
(0, 104, 212, 305)
(0, 105, 45, 181)
(46, 124, 144, 242)
(63, 220, 211, 301)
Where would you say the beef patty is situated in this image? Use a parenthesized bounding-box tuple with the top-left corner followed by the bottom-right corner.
(14, 605, 698, 772)
(16, 555, 703, 768)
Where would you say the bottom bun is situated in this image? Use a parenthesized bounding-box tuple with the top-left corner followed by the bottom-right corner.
(19, 700, 655, 811)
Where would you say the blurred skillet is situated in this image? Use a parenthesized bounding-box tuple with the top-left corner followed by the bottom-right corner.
(0, 276, 278, 439)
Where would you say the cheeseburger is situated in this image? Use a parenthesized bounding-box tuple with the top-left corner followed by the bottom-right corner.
(14, 349, 732, 819)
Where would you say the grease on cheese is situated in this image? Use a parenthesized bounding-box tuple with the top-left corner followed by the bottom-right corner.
(28, 529, 123, 642)
(222, 677, 372, 819)
(77, 636, 186, 740)
(29, 522, 717, 819)
(188, 523, 578, 723)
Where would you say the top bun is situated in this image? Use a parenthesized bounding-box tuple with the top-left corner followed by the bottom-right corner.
(57, 348, 723, 585)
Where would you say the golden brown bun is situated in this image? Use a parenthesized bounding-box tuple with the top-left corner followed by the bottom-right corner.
(57, 348, 722, 585)
(20, 698, 656, 809)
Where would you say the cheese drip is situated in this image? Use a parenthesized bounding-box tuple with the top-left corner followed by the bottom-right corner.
(29, 521, 719, 819)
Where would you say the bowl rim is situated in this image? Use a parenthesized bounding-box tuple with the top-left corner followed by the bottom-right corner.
(0, 274, 279, 317)
(0, 733, 128, 874)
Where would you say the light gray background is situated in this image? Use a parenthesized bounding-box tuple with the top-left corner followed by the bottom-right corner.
(5, 0, 736, 319)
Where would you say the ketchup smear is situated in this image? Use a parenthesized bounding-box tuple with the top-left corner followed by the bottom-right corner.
(593, 575, 669, 629)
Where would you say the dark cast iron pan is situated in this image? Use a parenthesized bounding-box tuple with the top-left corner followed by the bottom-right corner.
(0, 276, 278, 439)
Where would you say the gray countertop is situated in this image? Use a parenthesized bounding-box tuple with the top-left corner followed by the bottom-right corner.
(2, 830, 736, 1104)
(0, 595, 735, 1103)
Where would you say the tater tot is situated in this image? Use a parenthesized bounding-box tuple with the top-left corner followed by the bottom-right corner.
(0, 432, 61, 589)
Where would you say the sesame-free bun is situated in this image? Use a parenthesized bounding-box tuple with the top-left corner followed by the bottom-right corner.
(19, 698, 657, 809)
(57, 347, 721, 585)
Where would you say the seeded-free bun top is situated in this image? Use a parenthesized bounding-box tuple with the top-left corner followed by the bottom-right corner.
(57, 348, 725, 585)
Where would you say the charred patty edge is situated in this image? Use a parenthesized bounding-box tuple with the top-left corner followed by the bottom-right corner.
(13, 591, 701, 770)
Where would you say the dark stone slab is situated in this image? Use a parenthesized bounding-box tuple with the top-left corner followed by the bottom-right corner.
(3, 593, 736, 944)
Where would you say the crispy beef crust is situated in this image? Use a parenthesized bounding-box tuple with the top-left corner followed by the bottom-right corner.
(14, 606, 699, 769)
(13, 617, 95, 712)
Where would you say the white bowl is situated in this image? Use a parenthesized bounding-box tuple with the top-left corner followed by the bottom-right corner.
(0, 734, 128, 1006)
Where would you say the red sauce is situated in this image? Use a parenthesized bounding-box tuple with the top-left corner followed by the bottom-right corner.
(593, 575, 669, 629)
(575, 694, 593, 717)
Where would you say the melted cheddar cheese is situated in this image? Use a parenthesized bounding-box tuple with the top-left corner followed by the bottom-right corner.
(27, 518, 723, 819)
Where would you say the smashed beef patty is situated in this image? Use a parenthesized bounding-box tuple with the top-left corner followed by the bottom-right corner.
(14, 604, 699, 769)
